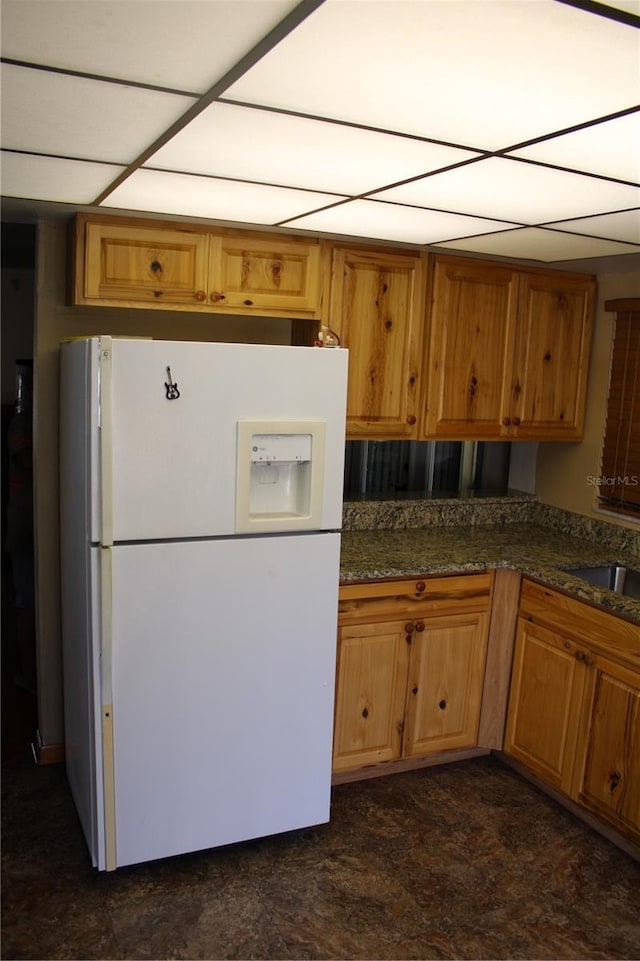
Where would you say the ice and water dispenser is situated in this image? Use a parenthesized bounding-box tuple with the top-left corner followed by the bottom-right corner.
(235, 420, 326, 533)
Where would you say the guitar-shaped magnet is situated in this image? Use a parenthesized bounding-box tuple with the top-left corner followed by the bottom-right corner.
(164, 366, 180, 400)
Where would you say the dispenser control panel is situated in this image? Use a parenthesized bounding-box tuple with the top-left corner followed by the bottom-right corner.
(250, 434, 312, 464)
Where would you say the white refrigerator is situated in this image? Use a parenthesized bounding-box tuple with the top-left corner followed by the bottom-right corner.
(59, 336, 348, 871)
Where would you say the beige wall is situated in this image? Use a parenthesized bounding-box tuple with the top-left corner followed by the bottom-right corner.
(34, 219, 292, 747)
(535, 265, 640, 529)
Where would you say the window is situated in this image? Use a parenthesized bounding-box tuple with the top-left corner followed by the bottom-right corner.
(599, 299, 640, 517)
(343, 440, 511, 499)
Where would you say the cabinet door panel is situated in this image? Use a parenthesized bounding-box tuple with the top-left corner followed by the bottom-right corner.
(213, 236, 321, 312)
(511, 274, 594, 438)
(404, 612, 489, 757)
(84, 222, 209, 305)
(504, 618, 586, 792)
(577, 665, 640, 840)
(333, 621, 410, 772)
(423, 258, 517, 438)
(330, 248, 424, 438)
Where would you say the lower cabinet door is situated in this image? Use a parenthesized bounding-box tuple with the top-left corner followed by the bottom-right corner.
(576, 658, 640, 841)
(504, 618, 587, 793)
(333, 620, 411, 772)
(404, 611, 489, 757)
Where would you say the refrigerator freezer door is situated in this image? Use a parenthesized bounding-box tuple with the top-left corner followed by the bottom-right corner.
(94, 339, 347, 543)
(106, 532, 340, 869)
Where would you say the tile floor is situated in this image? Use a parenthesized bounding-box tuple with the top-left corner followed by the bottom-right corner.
(2, 753, 639, 960)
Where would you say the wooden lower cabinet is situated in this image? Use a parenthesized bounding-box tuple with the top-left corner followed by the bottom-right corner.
(333, 575, 491, 774)
(504, 579, 640, 845)
(576, 656, 640, 840)
(503, 617, 588, 793)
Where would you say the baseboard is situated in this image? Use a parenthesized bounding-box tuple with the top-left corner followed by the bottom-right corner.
(332, 747, 490, 785)
(31, 731, 65, 765)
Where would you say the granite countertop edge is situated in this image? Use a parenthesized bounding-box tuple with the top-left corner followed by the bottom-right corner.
(339, 525, 640, 625)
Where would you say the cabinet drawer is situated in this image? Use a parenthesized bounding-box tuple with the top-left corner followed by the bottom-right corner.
(339, 573, 492, 622)
(520, 579, 640, 669)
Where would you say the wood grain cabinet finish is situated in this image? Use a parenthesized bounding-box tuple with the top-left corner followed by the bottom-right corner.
(325, 246, 426, 438)
(504, 580, 640, 844)
(73, 215, 322, 317)
(333, 574, 491, 774)
(422, 256, 594, 440)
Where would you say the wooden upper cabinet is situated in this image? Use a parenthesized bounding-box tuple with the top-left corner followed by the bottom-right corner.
(81, 220, 210, 306)
(511, 272, 594, 439)
(327, 246, 426, 438)
(422, 255, 595, 441)
(73, 215, 322, 317)
(423, 257, 518, 438)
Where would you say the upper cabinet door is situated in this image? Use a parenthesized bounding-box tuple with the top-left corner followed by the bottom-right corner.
(510, 273, 595, 439)
(328, 246, 425, 438)
(423, 257, 518, 439)
(82, 221, 210, 307)
(210, 234, 322, 314)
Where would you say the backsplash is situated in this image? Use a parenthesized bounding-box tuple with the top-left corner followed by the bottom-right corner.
(342, 493, 640, 562)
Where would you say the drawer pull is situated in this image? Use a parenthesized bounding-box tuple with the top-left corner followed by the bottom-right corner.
(415, 581, 426, 593)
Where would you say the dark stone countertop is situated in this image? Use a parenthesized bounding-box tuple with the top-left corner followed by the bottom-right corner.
(340, 523, 640, 624)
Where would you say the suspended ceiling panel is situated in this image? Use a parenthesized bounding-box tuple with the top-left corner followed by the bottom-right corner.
(225, 0, 639, 149)
(548, 209, 640, 244)
(287, 200, 515, 246)
(371, 157, 640, 224)
(102, 168, 345, 224)
(1, 62, 194, 163)
(1, 0, 639, 263)
(145, 101, 480, 194)
(440, 227, 640, 261)
(0, 0, 300, 93)
(0, 153, 124, 204)
(509, 111, 640, 183)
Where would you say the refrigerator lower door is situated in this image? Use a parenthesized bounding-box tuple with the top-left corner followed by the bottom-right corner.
(106, 532, 340, 869)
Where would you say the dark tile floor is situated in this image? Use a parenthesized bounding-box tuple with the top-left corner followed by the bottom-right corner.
(2, 752, 639, 961)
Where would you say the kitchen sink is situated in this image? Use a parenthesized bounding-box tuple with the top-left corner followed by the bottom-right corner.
(565, 564, 640, 601)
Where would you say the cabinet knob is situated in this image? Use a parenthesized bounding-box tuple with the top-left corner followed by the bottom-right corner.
(502, 416, 512, 427)
(438, 699, 447, 710)
(412, 685, 418, 696)
(512, 416, 521, 426)
(244, 298, 254, 306)
(210, 291, 226, 303)
(195, 290, 206, 302)
(405, 622, 415, 634)
(608, 770, 621, 793)
(415, 581, 426, 593)
(574, 650, 592, 665)
(150, 260, 162, 274)
(415, 621, 425, 632)
(361, 707, 369, 719)
(406, 414, 417, 425)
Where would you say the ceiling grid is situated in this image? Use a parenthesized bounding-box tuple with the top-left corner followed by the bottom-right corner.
(1, 0, 639, 263)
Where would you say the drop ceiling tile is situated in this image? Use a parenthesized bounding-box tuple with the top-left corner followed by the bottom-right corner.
(510, 111, 640, 184)
(0, 0, 300, 94)
(546, 209, 640, 244)
(439, 227, 640, 262)
(147, 102, 480, 194)
(286, 200, 515, 246)
(101, 169, 345, 225)
(0, 153, 125, 204)
(226, 0, 640, 151)
(1, 63, 194, 163)
(372, 157, 640, 224)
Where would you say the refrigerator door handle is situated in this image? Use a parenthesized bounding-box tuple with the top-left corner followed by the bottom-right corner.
(98, 337, 114, 547)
